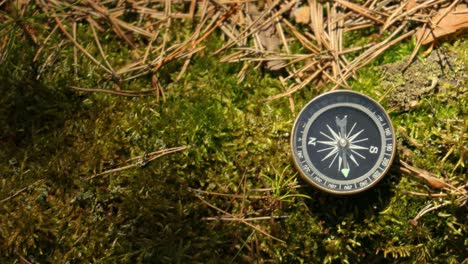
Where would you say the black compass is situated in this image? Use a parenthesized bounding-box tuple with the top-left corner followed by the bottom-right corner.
(291, 90, 396, 195)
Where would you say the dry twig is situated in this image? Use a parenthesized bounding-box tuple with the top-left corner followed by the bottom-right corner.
(195, 193, 285, 243)
(86, 146, 190, 180)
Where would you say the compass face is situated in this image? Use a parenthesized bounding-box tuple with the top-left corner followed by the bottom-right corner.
(291, 90, 396, 195)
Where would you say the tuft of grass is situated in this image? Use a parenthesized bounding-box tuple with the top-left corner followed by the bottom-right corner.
(262, 166, 310, 203)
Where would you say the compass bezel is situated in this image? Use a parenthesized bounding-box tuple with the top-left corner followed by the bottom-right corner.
(291, 90, 396, 195)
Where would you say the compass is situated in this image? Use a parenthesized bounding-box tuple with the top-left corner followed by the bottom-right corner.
(291, 90, 396, 195)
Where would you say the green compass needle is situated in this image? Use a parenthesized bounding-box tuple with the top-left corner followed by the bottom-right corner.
(341, 168, 350, 178)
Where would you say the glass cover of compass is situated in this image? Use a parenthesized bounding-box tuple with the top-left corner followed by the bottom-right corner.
(291, 90, 396, 195)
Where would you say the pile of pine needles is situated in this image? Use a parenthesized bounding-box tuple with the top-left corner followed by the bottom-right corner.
(2, 0, 466, 104)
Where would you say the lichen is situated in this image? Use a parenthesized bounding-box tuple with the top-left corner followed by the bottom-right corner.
(381, 48, 467, 111)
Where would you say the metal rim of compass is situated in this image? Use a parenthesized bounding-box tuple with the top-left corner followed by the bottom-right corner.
(290, 90, 396, 195)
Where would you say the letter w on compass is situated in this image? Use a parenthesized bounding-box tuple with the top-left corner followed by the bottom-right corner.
(316, 115, 369, 178)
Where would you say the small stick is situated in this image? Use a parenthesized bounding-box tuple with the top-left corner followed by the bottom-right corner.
(203, 215, 289, 221)
(152, 4, 239, 73)
(214, 0, 293, 55)
(90, 22, 116, 75)
(397, 127, 423, 148)
(86, 146, 190, 180)
(151, 75, 166, 103)
(69, 86, 157, 97)
(54, 17, 113, 74)
(335, 0, 385, 24)
(400, 160, 457, 191)
(0, 180, 44, 203)
(248, 185, 302, 192)
(279, 76, 295, 116)
(72, 21, 78, 76)
(409, 203, 442, 226)
(281, 18, 320, 53)
(195, 194, 285, 243)
(265, 62, 330, 101)
(33, 24, 59, 62)
(16, 252, 33, 264)
(191, 189, 269, 199)
(402, 190, 448, 198)
(409, 194, 465, 226)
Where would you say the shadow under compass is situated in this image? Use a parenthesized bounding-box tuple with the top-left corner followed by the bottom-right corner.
(300, 158, 402, 224)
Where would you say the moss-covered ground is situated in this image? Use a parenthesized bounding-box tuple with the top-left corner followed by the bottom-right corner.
(0, 4, 466, 263)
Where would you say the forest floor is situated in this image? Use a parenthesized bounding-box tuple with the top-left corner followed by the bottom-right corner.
(0, 1, 466, 263)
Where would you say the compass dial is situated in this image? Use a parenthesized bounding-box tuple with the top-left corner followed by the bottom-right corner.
(291, 90, 396, 195)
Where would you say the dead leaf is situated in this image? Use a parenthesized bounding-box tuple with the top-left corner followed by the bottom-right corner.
(258, 22, 281, 51)
(293, 6, 310, 24)
(417, 4, 468, 44)
(404, 0, 418, 11)
(266, 58, 286, 71)
(247, 3, 284, 70)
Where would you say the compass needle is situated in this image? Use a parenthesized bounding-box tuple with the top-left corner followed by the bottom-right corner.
(335, 115, 347, 138)
(292, 90, 396, 194)
(340, 151, 349, 177)
(341, 168, 350, 178)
